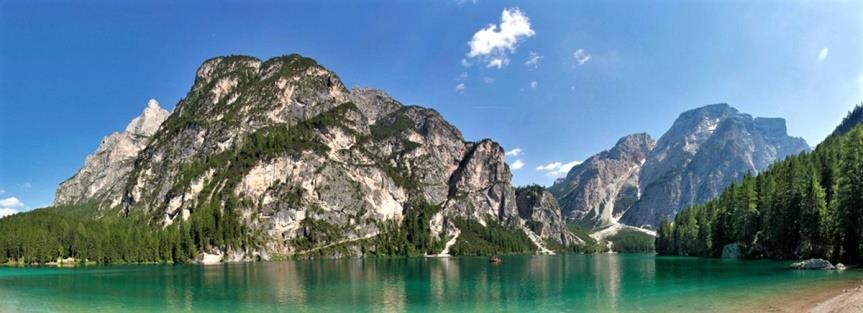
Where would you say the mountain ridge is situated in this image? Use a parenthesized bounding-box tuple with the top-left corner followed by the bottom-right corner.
(49, 53, 580, 262)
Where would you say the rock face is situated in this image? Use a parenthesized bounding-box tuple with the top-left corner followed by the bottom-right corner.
(548, 133, 655, 227)
(54, 99, 169, 207)
(621, 104, 810, 227)
(57, 54, 576, 258)
(516, 186, 581, 245)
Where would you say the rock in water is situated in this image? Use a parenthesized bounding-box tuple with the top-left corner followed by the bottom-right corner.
(548, 133, 654, 227)
(721, 243, 743, 259)
(789, 258, 835, 270)
(54, 99, 169, 208)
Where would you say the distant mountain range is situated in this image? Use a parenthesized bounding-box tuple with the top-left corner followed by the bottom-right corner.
(551, 103, 810, 228)
(1, 53, 847, 264)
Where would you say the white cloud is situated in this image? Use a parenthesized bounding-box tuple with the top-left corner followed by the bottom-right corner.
(574, 49, 592, 65)
(818, 48, 829, 62)
(0, 189, 5, 195)
(460, 58, 473, 67)
(529, 81, 538, 89)
(455, 83, 466, 93)
(0, 208, 17, 218)
(511, 159, 525, 170)
(536, 160, 582, 177)
(0, 197, 23, 208)
(0, 197, 23, 218)
(456, 0, 479, 5)
(483, 76, 495, 84)
(467, 8, 535, 69)
(524, 52, 542, 68)
(505, 148, 523, 156)
(487, 58, 510, 69)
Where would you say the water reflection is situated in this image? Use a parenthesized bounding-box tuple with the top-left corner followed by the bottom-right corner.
(1, 254, 860, 313)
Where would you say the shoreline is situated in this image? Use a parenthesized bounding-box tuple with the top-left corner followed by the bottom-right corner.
(808, 283, 863, 313)
(751, 278, 863, 313)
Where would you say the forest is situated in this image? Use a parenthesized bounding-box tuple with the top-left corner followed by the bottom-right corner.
(0, 200, 255, 265)
(657, 111, 863, 263)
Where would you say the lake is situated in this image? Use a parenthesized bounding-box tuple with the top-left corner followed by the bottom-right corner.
(1, 254, 860, 312)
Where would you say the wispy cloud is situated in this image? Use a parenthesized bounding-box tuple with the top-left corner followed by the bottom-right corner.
(483, 76, 495, 84)
(536, 160, 581, 177)
(529, 81, 538, 89)
(524, 52, 542, 68)
(0, 197, 24, 218)
(511, 159, 525, 170)
(455, 83, 466, 93)
(818, 47, 829, 62)
(0, 189, 5, 195)
(574, 49, 592, 65)
(505, 148, 523, 157)
(456, 0, 479, 5)
(466, 8, 535, 69)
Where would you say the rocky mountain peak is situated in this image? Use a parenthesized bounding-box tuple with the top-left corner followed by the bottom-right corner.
(549, 133, 654, 227)
(621, 103, 810, 227)
(349, 87, 402, 124)
(608, 133, 656, 163)
(55, 99, 169, 207)
(515, 185, 579, 245)
(125, 99, 170, 136)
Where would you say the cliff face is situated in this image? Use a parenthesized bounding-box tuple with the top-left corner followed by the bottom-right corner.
(548, 133, 655, 227)
(57, 54, 573, 259)
(54, 99, 169, 207)
(516, 186, 582, 245)
(620, 104, 810, 227)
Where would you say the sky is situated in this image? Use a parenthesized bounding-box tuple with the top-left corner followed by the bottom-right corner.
(1, 0, 861, 216)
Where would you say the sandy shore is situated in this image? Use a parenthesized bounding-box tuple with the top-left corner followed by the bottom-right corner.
(729, 278, 863, 313)
(809, 284, 863, 313)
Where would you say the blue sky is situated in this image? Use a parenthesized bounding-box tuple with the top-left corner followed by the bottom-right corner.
(1, 0, 861, 214)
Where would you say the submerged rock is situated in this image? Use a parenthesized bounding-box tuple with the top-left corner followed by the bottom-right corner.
(789, 258, 835, 270)
(721, 243, 743, 259)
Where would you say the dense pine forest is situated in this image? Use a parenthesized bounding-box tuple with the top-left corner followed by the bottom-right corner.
(657, 105, 863, 263)
(0, 200, 257, 265)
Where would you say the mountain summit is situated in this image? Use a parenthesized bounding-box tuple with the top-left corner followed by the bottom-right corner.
(53, 54, 582, 261)
(623, 104, 810, 226)
(55, 99, 169, 207)
(551, 103, 809, 229)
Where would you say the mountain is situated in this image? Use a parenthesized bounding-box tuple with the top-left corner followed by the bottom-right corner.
(830, 102, 863, 138)
(622, 104, 810, 227)
(550, 104, 810, 229)
(55, 100, 169, 207)
(548, 133, 655, 227)
(657, 111, 863, 262)
(42, 54, 577, 262)
(516, 185, 584, 247)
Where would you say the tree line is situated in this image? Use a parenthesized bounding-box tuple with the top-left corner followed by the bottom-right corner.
(0, 199, 255, 265)
(657, 122, 863, 263)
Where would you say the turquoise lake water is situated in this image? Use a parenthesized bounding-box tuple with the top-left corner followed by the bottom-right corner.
(1, 254, 861, 312)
